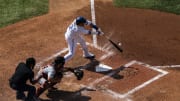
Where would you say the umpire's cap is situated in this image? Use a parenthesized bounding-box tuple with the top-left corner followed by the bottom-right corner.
(54, 56, 65, 65)
(76, 16, 87, 25)
(26, 57, 36, 68)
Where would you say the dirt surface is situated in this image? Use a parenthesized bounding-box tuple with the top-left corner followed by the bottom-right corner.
(0, 0, 180, 101)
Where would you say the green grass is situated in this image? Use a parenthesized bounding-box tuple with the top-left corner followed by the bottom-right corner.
(0, 0, 49, 28)
(113, 0, 180, 15)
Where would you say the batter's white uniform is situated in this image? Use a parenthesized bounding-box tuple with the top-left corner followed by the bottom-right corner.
(64, 20, 96, 62)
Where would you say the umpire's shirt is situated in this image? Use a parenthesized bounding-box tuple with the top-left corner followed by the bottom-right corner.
(9, 62, 34, 87)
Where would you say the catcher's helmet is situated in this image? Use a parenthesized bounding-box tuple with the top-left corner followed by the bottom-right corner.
(76, 16, 87, 25)
(54, 56, 65, 65)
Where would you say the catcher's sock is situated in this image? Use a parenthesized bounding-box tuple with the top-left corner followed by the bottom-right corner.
(36, 87, 45, 97)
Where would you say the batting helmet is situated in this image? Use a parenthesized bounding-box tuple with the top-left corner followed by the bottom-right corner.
(54, 56, 65, 65)
(76, 16, 87, 25)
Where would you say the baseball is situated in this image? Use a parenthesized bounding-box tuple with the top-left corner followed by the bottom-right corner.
(118, 42, 122, 46)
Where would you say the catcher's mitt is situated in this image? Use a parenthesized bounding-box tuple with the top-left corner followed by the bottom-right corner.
(73, 69, 84, 80)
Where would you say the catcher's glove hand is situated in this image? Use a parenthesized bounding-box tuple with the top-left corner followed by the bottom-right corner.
(73, 69, 84, 80)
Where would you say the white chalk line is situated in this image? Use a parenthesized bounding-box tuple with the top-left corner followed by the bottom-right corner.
(35, 48, 68, 69)
(89, 0, 118, 58)
(34, 43, 170, 100)
(86, 42, 114, 55)
(34, 42, 114, 79)
(33, 45, 169, 101)
(34, 1, 171, 97)
(103, 89, 132, 101)
(80, 0, 175, 99)
(153, 65, 180, 69)
(88, 1, 169, 99)
(99, 52, 114, 61)
(89, 60, 136, 87)
(64, 43, 115, 76)
(100, 61, 168, 99)
(135, 61, 168, 74)
(28, 0, 174, 100)
(34, 42, 171, 100)
(76, 60, 135, 101)
(104, 73, 167, 98)
(123, 73, 167, 97)
(90, 0, 97, 47)
(35, 0, 113, 69)
(35, 41, 113, 68)
(121, 61, 168, 97)
(79, 60, 169, 100)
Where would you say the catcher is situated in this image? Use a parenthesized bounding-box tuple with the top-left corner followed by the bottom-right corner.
(35, 56, 84, 98)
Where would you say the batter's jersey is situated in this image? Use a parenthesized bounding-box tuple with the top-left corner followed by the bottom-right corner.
(65, 20, 92, 40)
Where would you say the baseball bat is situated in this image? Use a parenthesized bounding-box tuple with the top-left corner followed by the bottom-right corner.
(102, 35, 123, 53)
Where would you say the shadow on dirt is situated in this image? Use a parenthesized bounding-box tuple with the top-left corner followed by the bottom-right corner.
(77, 58, 124, 80)
(40, 87, 94, 101)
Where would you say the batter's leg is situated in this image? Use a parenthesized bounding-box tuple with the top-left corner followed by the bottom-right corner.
(64, 39, 77, 62)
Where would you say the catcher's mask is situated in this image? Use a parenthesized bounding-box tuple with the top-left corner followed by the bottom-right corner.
(54, 56, 65, 66)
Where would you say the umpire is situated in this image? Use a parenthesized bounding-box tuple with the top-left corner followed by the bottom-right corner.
(9, 57, 38, 101)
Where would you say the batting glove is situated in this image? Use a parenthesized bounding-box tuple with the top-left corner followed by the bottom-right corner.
(97, 28, 104, 36)
(91, 30, 99, 35)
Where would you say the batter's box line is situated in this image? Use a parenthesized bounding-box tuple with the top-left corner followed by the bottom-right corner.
(35, 48, 68, 69)
(97, 60, 168, 99)
(86, 42, 115, 60)
(86, 42, 114, 55)
(153, 65, 180, 69)
(35, 42, 114, 69)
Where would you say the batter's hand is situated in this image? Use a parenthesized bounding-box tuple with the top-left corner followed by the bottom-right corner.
(97, 28, 104, 36)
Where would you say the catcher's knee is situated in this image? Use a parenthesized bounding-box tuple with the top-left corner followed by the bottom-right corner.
(43, 82, 51, 89)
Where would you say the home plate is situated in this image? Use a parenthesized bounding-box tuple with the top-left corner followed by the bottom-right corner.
(96, 64, 112, 72)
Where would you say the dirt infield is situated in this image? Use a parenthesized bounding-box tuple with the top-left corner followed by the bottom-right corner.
(0, 0, 180, 101)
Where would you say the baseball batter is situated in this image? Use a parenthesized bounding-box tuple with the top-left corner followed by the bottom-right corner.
(64, 16, 103, 62)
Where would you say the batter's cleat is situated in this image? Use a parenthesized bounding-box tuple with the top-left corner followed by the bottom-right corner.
(83, 52, 95, 59)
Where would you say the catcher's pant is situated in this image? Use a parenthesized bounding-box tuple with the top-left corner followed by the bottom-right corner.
(36, 82, 57, 97)
(64, 35, 90, 62)
(38, 77, 47, 85)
